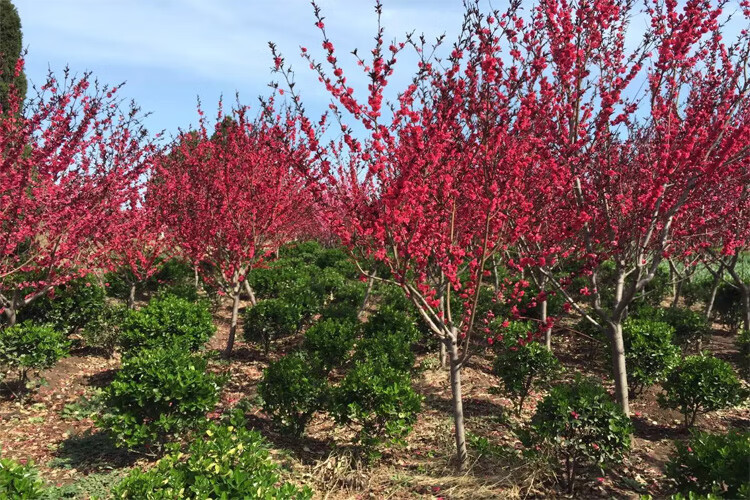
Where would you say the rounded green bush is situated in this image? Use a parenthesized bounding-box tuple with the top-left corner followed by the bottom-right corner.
(258, 352, 328, 437)
(279, 240, 323, 263)
(319, 281, 367, 321)
(0, 455, 45, 499)
(302, 318, 357, 373)
(659, 354, 747, 428)
(243, 299, 301, 355)
(119, 295, 214, 355)
(97, 347, 225, 450)
(18, 275, 105, 336)
(112, 412, 312, 499)
(81, 303, 128, 357)
(524, 377, 633, 493)
(0, 322, 69, 385)
(309, 267, 346, 302)
(622, 318, 680, 395)
(635, 306, 710, 350)
(493, 338, 561, 416)
(666, 430, 750, 498)
(355, 306, 418, 372)
(330, 361, 422, 452)
(248, 264, 305, 301)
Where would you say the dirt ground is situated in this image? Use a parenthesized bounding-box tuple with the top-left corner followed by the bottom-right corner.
(1, 302, 747, 498)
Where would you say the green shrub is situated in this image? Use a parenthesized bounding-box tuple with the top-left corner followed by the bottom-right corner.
(154, 282, 199, 303)
(330, 361, 422, 453)
(523, 377, 633, 493)
(659, 354, 747, 428)
(621, 318, 680, 396)
(319, 281, 366, 321)
(151, 258, 194, 287)
(248, 264, 305, 301)
(258, 352, 328, 437)
(635, 307, 710, 350)
(493, 338, 561, 416)
(18, 276, 105, 336)
(112, 412, 311, 499)
(0, 322, 69, 386)
(97, 347, 225, 450)
(278, 267, 325, 320)
(279, 240, 323, 263)
(309, 267, 346, 302)
(119, 295, 214, 355)
(243, 299, 301, 355)
(356, 307, 418, 372)
(0, 455, 45, 499)
(666, 430, 750, 499)
(377, 284, 412, 314)
(80, 304, 127, 357)
(302, 319, 357, 373)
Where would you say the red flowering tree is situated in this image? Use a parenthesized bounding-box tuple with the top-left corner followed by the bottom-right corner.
(528, 0, 750, 414)
(0, 65, 153, 325)
(106, 200, 171, 308)
(275, 1, 567, 467)
(151, 101, 311, 356)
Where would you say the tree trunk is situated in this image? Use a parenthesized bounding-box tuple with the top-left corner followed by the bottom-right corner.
(243, 280, 257, 307)
(225, 285, 241, 358)
(607, 322, 630, 416)
(3, 306, 17, 327)
(447, 336, 468, 469)
(127, 283, 137, 309)
(541, 299, 552, 349)
(492, 255, 500, 291)
(671, 279, 683, 309)
(439, 342, 447, 368)
(194, 264, 200, 290)
(358, 274, 376, 319)
(705, 265, 724, 320)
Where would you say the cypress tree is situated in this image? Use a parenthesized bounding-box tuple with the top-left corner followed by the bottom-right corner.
(0, 0, 27, 110)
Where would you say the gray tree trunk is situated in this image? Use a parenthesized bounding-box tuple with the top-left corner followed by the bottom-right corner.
(607, 321, 630, 416)
(225, 283, 241, 357)
(705, 264, 724, 320)
(447, 336, 468, 469)
(127, 283, 136, 309)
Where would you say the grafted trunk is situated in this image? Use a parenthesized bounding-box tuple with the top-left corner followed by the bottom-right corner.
(447, 335, 468, 469)
(607, 321, 630, 416)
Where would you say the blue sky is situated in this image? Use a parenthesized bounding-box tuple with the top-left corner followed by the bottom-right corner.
(13, 1, 748, 141)
(14, 0, 469, 138)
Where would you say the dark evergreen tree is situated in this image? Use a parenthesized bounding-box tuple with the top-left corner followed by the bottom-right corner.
(0, 0, 27, 110)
